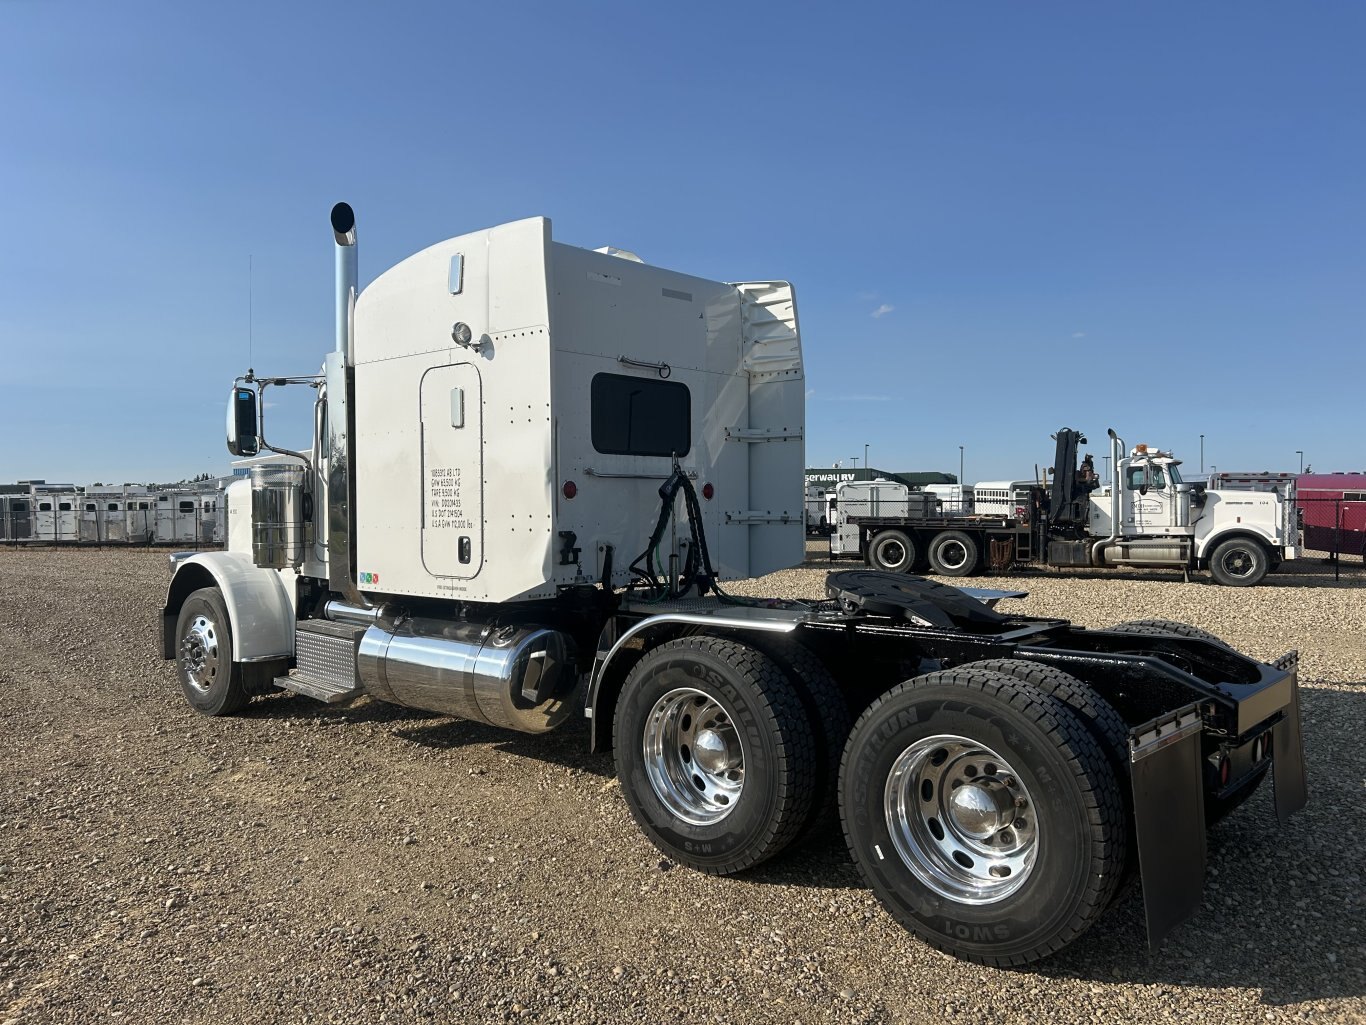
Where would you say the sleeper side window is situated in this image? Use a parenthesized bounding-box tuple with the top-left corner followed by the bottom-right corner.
(590, 373, 691, 458)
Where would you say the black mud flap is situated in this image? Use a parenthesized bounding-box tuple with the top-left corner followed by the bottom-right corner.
(1270, 651, 1309, 823)
(1129, 703, 1206, 950)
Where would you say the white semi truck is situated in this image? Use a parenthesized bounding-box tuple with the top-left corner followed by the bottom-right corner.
(830, 431, 1298, 586)
(160, 205, 1306, 965)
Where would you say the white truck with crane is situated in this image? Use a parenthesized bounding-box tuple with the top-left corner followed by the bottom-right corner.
(160, 205, 1306, 965)
(831, 431, 1298, 586)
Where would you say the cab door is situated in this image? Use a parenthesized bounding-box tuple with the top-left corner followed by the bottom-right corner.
(1125, 462, 1173, 534)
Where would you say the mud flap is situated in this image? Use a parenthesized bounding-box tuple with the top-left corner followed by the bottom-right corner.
(1270, 652, 1308, 823)
(1129, 703, 1206, 950)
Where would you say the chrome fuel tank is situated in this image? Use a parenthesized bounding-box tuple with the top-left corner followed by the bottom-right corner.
(357, 617, 577, 733)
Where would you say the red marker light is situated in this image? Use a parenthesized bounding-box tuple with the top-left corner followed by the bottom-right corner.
(1219, 756, 1231, 785)
(562, 480, 577, 499)
(702, 483, 714, 500)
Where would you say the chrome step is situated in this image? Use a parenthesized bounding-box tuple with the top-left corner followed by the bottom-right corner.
(276, 618, 366, 704)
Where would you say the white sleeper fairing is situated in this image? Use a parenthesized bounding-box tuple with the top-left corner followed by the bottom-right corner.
(349, 217, 804, 604)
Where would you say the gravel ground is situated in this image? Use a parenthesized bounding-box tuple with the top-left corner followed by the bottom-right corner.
(1, 546, 1363, 1025)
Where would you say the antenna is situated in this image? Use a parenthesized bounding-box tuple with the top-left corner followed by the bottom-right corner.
(248, 254, 254, 365)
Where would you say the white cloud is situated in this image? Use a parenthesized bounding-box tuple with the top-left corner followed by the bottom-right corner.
(1072, 331, 1086, 338)
(871, 304, 895, 319)
(818, 394, 893, 402)
(805, 388, 816, 399)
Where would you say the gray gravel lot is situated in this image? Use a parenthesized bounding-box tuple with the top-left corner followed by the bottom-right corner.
(2, 546, 1363, 1024)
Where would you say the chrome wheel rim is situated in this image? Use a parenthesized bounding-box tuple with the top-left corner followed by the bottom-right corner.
(179, 614, 221, 693)
(884, 734, 1037, 903)
(642, 687, 745, 825)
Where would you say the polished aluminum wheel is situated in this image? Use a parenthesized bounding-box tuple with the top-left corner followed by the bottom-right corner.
(642, 687, 746, 825)
(884, 734, 1037, 904)
(179, 613, 222, 693)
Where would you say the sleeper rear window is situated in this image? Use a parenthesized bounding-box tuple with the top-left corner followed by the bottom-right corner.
(591, 373, 691, 457)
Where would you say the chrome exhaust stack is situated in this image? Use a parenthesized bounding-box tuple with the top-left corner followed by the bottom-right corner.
(331, 202, 357, 366)
(326, 201, 364, 604)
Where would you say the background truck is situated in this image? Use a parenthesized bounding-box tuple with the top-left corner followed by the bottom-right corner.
(834, 430, 1299, 586)
(159, 204, 1306, 965)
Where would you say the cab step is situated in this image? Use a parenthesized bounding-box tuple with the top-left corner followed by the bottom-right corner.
(274, 618, 366, 704)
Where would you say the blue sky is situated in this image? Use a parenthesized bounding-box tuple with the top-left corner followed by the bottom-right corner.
(1, 2, 1361, 484)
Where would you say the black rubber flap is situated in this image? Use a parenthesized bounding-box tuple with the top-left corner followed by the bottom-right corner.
(825, 571, 1011, 629)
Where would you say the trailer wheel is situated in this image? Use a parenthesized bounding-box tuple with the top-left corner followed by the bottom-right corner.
(174, 587, 249, 716)
(1207, 537, 1270, 586)
(614, 636, 816, 875)
(928, 531, 980, 577)
(868, 530, 917, 573)
(840, 668, 1125, 966)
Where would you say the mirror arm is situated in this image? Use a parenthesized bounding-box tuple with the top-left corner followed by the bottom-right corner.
(254, 378, 320, 478)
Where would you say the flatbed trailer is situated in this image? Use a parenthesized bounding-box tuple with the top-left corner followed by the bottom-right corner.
(834, 429, 1299, 586)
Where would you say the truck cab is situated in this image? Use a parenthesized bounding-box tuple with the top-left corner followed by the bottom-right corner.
(1086, 440, 1296, 584)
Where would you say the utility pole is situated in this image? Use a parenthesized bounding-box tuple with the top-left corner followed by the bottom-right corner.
(851, 457, 859, 470)
(958, 445, 964, 485)
(864, 443, 869, 473)
(1297, 450, 1304, 474)
(1200, 434, 1204, 473)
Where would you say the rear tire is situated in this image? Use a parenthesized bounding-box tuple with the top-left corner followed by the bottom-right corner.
(743, 636, 853, 844)
(1108, 618, 1225, 645)
(174, 587, 249, 716)
(613, 636, 817, 875)
(928, 531, 980, 577)
(868, 530, 917, 573)
(840, 668, 1125, 965)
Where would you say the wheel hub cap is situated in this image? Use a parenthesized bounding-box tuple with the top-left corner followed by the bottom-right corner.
(948, 781, 1016, 838)
(692, 727, 739, 774)
(179, 615, 220, 693)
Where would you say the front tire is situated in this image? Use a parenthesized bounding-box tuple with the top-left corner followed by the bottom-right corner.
(840, 668, 1125, 965)
(1207, 537, 1270, 586)
(868, 530, 917, 573)
(613, 636, 817, 875)
(175, 587, 249, 716)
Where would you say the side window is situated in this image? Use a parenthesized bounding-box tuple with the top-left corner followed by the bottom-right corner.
(1125, 467, 1166, 490)
(590, 373, 691, 457)
(1344, 491, 1366, 502)
(85, 503, 96, 511)
(39, 502, 52, 511)
(107, 503, 119, 511)
(179, 501, 194, 513)
(139, 502, 150, 510)
(58, 502, 72, 511)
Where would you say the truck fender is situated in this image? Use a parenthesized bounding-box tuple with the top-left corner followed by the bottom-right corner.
(161, 552, 295, 664)
(585, 613, 799, 753)
(1194, 526, 1276, 562)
